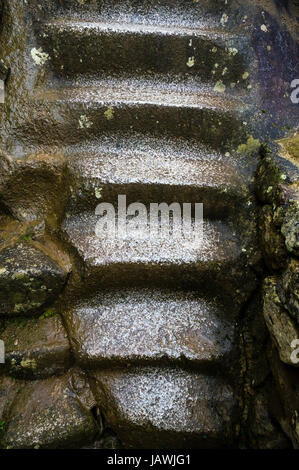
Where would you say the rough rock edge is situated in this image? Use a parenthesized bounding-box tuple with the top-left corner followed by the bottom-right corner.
(254, 135, 299, 448)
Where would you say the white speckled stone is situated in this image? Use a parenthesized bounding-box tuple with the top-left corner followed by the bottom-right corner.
(64, 288, 237, 368)
(39, 77, 239, 110)
(67, 134, 242, 187)
(45, 19, 236, 39)
(63, 214, 239, 266)
(90, 366, 236, 448)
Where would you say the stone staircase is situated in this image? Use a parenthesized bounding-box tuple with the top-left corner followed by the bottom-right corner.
(2, 0, 263, 448)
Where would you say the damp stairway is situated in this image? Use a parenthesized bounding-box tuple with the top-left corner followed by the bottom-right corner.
(16, 0, 260, 448)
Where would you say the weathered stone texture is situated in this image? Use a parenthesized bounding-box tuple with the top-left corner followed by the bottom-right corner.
(64, 289, 237, 370)
(259, 205, 288, 271)
(256, 140, 299, 448)
(247, 387, 291, 449)
(1, 315, 71, 378)
(281, 201, 299, 256)
(0, 370, 98, 449)
(263, 277, 299, 367)
(0, 153, 69, 225)
(268, 345, 299, 449)
(90, 367, 237, 449)
(0, 242, 68, 316)
(280, 259, 299, 324)
(0, 0, 298, 451)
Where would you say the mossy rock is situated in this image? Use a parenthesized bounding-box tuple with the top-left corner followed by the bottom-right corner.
(0, 243, 68, 317)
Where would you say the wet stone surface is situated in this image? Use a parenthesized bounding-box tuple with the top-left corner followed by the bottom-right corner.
(1, 315, 71, 379)
(280, 259, 299, 324)
(0, 0, 298, 450)
(62, 213, 258, 309)
(0, 243, 68, 316)
(64, 132, 252, 221)
(259, 204, 288, 271)
(281, 201, 299, 257)
(268, 344, 299, 449)
(90, 366, 237, 449)
(0, 370, 98, 449)
(257, 139, 299, 448)
(64, 288, 237, 370)
(41, 19, 248, 83)
(247, 387, 291, 449)
(263, 277, 299, 367)
(0, 152, 69, 224)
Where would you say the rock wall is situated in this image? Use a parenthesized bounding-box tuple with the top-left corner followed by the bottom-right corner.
(255, 133, 299, 448)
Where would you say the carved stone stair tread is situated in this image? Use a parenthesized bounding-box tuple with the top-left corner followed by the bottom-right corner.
(63, 214, 240, 267)
(64, 135, 251, 218)
(22, 79, 245, 148)
(89, 366, 236, 448)
(67, 137, 244, 187)
(41, 14, 248, 82)
(64, 288, 237, 369)
(61, 213, 256, 302)
(42, 0, 237, 28)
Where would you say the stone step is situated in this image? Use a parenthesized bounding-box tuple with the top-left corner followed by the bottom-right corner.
(64, 288, 237, 371)
(21, 79, 246, 150)
(31, 0, 246, 31)
(62, 213, 256, 306)
(40, 19, 248, 84)
(89, 366, 237, 448)
(64, 134, 252, 219)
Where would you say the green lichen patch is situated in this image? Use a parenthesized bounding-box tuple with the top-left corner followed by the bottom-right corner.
(278, 132, 299, 164)
(104, 107, 114, 120)
(237, 135, 260, 156)
(39, 308, 57, 320)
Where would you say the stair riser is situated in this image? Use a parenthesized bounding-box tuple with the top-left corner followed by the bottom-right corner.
(41, 27, 248, 84)
(71, 353, 238, 376)
(21, 103, 245, 151)
(63, 254, 257, 311)
(67, 182, 247, 220)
